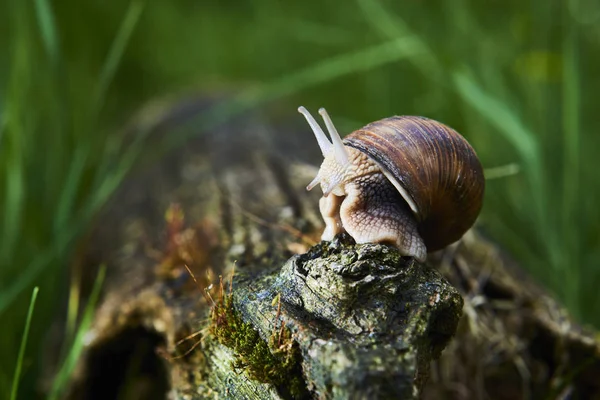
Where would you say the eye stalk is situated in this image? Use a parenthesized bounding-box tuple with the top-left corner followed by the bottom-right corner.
(298, 106, 332, 157)
(299, 106, 353, 194)
(298, 106, 350, 167)
(318, 108, 349, 166)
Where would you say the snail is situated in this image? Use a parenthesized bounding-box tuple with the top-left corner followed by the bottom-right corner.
(298, 106, 484, 262)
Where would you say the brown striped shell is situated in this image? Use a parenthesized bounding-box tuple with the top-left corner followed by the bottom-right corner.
(344, 116, 485, 252)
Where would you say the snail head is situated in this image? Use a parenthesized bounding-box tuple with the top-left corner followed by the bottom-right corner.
(298, 106, 351, 197)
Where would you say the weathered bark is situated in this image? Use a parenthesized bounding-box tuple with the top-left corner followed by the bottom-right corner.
(65, 97, 600, 400)
(203, 234, 462, 399)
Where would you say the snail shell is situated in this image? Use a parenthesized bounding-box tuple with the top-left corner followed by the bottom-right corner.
(345, 116, 484, 253)
(299, 107, 485, 262)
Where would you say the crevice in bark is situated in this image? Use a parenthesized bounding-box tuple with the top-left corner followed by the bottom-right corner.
(68, 325, 169, 400)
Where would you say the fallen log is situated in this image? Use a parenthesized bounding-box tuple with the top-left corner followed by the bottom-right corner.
(64, 97, 600, 400)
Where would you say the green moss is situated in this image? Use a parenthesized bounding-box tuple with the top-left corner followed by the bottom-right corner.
(210, 293, 308, 399)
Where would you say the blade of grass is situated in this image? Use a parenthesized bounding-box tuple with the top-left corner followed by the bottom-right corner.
(34, 0, 72, 207)
(53, 146, 88, 232)
(453, 69, 563, 274)
(0, 135, 143, 314)
(33, 0, 59, 66)
(0, 222, 81, 314)
(91, 0, 145, 120)
(356, 0, 441, 79)
(49, 266, 106, 400)
(0, 113, 6, 143)
(239, 37, 421, 105)
(0, 83, 147, 315)
(484, 163, 521, 180)
(451, 71, 540, 173)
(290, 19, 357, 46)
(9, 286, 39, 400)
(451, 70, 549, 235)
(0, 137, 24, 264)
(561, 0, 581, 317)
(1, 0, 29, 264)
(64, 267, 81, 346)
(165, 35, 424, 149)
(88, 134, 146, 212)
(54, 0, 146, 231)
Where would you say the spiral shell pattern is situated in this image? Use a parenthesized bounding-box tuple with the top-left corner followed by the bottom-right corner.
(344, 116, 484, 252)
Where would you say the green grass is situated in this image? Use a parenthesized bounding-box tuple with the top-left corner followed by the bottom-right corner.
(48, 266, 105, 400)
(0, 0, 597, 397)
(0, 0, 145, 397)
(10, 287, 38, 400)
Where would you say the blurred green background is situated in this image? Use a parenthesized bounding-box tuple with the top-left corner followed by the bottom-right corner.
(0, 0, 598, 398)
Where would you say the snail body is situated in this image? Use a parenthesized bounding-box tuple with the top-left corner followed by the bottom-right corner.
(298, 107, 484, 262)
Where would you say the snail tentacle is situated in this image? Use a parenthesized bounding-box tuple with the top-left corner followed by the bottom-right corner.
(306, 174, 321, 191)
(298, 106, 332, 157)
(318, 108, 349, 167)
(301, 106, 355, 195)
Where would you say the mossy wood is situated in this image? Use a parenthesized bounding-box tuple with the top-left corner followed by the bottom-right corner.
(65, 97, 600, 400)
